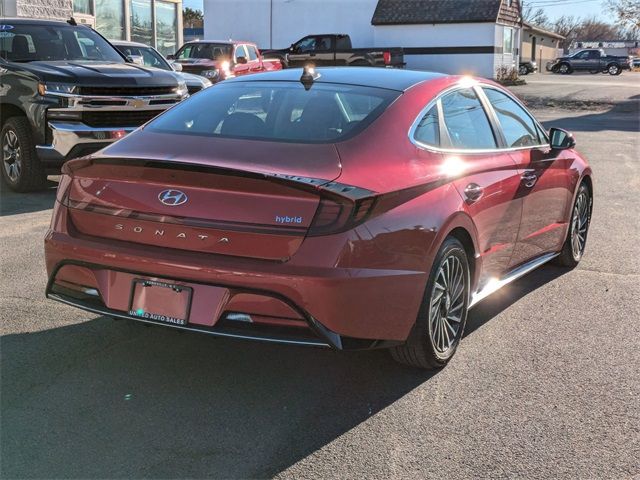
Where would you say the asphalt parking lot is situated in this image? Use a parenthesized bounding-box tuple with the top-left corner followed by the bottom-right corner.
(1, 75, 639, 479)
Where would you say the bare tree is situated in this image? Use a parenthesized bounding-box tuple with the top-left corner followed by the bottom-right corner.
(523, 6, 551, 29)
(575, 16, 626, 40)
(607, 0, 640, 33)
(551, 15, 582, 49)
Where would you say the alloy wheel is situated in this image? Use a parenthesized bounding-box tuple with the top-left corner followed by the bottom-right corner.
(570, 190, 590, 260)
(608, 65, 620, 75)
(2, 129, 22, 183)
(559, 64, 569, 74)
(428, 254, 467, 359)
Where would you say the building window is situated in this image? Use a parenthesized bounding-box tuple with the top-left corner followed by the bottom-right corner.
(155, 0, 177, 56)
(503, 27, 513, 54)
(96, 0, 124, 40)
(73, 0, 93, 15)
(130, 0, 152, 45)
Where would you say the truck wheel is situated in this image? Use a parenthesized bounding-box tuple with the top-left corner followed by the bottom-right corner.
(607, 64, 621, 75)
(558, 63, 572, 74)
(1, 117, 48, 192)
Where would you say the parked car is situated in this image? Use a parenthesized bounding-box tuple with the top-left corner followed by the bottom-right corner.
(0, 18, 187, 192)
(518, 60, 537, 75)
(168, 40, 282, 82)
(263, 33, 404, 68)
(112, 40, 211, 95)
(548, 49, 632, 75)
(632, 57, 640, 68)
(45, 67, 593, 370)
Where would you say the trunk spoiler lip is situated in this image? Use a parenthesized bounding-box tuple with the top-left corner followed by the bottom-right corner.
(63, 156, 378, 202)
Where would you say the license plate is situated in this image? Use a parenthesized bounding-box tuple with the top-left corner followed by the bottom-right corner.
(129, 279, 192, 326)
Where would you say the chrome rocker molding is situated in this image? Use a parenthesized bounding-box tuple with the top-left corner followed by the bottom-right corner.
(469, 252, 559, 309)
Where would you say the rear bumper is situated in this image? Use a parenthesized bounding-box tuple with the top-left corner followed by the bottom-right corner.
(45, 229, 426, 349)
(36, 121, 137, 166)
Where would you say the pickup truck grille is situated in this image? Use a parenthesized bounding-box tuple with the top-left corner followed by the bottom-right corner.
(81, 110, 162, 128)
(78, 86, 178, 96)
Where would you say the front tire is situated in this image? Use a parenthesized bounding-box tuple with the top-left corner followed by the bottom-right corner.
(558, 63, 572, 74)
(391, 237, 470, 369)
(1, 117, 47, 192)
(519, 65, 528, 76)
(555, 183, 592, 268)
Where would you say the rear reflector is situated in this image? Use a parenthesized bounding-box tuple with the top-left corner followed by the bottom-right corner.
(383, 51, 391, 65)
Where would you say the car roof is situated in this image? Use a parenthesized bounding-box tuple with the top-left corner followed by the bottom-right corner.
(111, 40, 151, 48)
(184, 40, 255, 46)
(0, 17, 84, 26)
(227, 67, 447, 92)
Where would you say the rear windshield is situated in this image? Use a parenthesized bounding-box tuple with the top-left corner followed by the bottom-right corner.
(147, 81, 399, 143)
(176, 43, 232, 60)
(0, 23, 123, 63)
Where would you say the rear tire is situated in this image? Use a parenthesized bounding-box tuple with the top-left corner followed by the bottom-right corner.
(607, 64, 621, 75)
(554, 182, 592, 268)
(391, 237, 470, 369)
(1, 117, 47, 192)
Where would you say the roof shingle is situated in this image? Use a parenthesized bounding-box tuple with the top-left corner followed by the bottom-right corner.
(372, 0, 506, 26)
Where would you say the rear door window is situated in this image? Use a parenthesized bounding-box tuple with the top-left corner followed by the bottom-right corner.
(440, 88, 497, 150)
(246, 45, 258, 61)
(483, 88, 542, 148)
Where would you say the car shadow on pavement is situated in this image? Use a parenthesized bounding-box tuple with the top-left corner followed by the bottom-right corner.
(465, 265, 567, 337)
(540, 96, 640, 134)
(1, 264, 571, 479)
(0, 177, 58, 216)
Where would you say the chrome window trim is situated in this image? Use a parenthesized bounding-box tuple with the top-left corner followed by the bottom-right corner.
(408, 81, 551, 155)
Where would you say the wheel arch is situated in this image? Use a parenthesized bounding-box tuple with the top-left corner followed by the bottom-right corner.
(0, 103, 27, 128)
(434, 212, 481, 292)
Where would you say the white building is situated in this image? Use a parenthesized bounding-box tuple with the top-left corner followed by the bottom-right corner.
(203, 0, 522, 79)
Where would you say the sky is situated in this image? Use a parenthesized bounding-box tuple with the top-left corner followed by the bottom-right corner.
(183, 0, 610, 22)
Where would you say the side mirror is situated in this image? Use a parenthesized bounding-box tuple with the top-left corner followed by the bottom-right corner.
(549, 127, 576, 150)
(236, 56, 248, 64)
(170, 61, 182, 72)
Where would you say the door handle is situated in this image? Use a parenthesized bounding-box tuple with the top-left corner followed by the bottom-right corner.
(521, 171, 537, 188)
(463, 183, 484, 203)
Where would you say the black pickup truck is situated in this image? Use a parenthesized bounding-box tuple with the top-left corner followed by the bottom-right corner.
(548, 49, 632, 75)
(263, 34, 404, 69)
(0, 18, 188, 192)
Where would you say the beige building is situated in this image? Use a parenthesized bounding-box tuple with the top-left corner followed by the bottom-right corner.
(521, 22, 564, 70)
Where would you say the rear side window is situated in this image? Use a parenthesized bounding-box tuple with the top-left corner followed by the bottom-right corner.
(246, 45, 258, 61)
(440, 88, 496, 150)
(148, 81, 399, 143)
(483, 88, 541, 148)
(413, 106, 439, 147)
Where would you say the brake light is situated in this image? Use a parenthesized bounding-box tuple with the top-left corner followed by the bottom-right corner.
(383, 51, 391, 65)
(308, 195, 376, 236)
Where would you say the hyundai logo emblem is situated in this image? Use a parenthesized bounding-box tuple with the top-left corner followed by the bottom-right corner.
(158, 189, 188, 206)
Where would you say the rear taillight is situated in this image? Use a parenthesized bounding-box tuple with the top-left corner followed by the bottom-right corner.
(308, 195, 376, 236)
(383, 51, 391, 65)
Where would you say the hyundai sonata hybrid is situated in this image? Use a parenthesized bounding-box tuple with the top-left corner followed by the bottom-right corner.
(45, 68, 593, 369)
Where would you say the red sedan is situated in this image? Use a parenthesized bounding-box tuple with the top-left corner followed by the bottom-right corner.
(45, 68, 593, 369)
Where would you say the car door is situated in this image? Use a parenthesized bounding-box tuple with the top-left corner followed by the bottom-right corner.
(244, 44, 262, 73)
(480, 86, 572, 268)
(233, 44, 250, 76)
(311, 35, 335, 66)
(571, 50, 591, 70)
(287, 36, 316, 67)
(423, 87, 524, 287)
